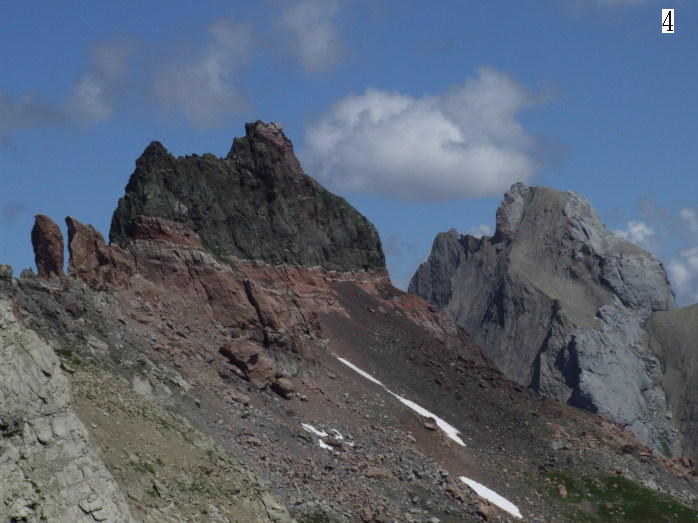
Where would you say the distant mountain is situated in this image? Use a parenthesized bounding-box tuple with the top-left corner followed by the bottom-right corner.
(2, 126, 696, 522)
(410, 182, 698, 462)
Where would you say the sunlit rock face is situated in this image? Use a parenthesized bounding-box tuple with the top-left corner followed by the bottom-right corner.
(411, 183, 681, 457)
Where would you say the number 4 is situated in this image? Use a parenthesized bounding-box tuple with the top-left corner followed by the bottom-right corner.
(662, 9, 675, 34)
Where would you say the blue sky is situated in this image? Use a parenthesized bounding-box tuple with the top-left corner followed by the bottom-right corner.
(1, 0, 697, 303)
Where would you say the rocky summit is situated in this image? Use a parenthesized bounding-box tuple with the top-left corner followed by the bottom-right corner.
(410, 183, 687, 459)
(110, 121, 384, 272)
(2, 127, 697, 522)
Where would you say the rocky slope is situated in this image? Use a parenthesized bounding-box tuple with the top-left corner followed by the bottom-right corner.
(410, 183, 683, 458)
(2, 126, 697, 522)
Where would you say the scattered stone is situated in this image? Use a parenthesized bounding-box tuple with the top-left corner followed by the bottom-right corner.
(365, 466, 393, 480)
(272, 377, 296, 399)
(477, 501, 495, 520)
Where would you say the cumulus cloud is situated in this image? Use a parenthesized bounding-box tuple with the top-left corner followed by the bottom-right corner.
(667, 208, 698, 304)
(467, 224, 494, 238)
(152, 19, 251, 127)
(69, 42, 131, 124)
(679, 208, 698, 234)
(303, 67, 540, 200)
(280, 0, 343, 72)
(614, 220, 655, 247)
(0, 91, 64, 142)
(668, 247, 698, 304)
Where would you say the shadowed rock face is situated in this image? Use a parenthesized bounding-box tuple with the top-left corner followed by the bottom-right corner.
(410, 183, 681, 456)
(649, 304, 698, 462)
(31, 214, 64, 279)
(110, 121, 385, 272)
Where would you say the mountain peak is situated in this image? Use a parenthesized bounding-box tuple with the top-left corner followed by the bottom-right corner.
(135, 140, 174, 170)
(411, 183, 680, 456)
(110, 122, 385, 272)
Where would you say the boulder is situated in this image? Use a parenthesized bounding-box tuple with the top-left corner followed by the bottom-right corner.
(220, 339, 277, 388)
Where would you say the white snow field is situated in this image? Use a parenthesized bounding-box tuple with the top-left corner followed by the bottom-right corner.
(460, 476, 522, 519)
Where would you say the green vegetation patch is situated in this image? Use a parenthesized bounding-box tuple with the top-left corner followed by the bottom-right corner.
(547, 471, 698, 522)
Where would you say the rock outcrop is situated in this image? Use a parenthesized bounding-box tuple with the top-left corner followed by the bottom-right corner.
(66, 216, 134, 289)
(0, 299, 134, 522)
(410, 183, 681, 456)
(31, 214, 64, 278)
(110, 121, 384, 272)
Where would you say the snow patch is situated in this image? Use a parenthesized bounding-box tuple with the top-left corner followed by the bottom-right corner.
(336, 357, 384, 387)
(460, 476, 522, 519)
(391, 394, 466, 446)
(301, 423, 328, 438)
(335, 356, 465, 446)
(302, 423, 355, 450)
(318, 439, 334, 451)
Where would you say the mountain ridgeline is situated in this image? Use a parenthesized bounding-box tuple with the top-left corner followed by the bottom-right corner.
(410, 182, 698, 460)
(2, 124, 697, 522)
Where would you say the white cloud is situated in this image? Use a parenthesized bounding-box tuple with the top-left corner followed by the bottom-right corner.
(152, 19, 251, 127)
(69, 42, 131, 124)
(614, 220, 655, 247)
(280, 0, 343, 72)
(679, 208, 698, 234)
(667, 209, 698, 304)
(467, 224, 494, 238)
(618, 205, 698, 306)
(302, 66, 539, 201)
(668, 247, 698, 305)
(0, 91, 64, 142)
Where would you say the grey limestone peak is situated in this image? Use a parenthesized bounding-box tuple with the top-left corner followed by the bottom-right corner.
(410, 182, 681, 456)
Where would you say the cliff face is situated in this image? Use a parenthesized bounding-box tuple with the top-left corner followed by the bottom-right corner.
(0, 282, 133, 522)
(110, 121, 384, 272)
(410, 183, 682, 457)
(649, 304, 698, 462)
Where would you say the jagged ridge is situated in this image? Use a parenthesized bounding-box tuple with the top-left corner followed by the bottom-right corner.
(110, 121, 385, 272)
(410, 182, 683, 457)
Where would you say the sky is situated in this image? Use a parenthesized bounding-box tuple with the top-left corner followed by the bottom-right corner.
(1, 0, 697, 304)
